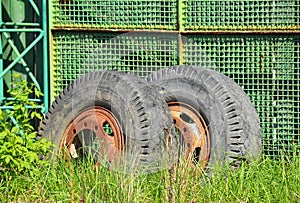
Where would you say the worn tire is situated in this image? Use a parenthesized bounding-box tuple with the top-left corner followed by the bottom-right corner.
(39, 70, 175, 173)
(146, 65, 262, 168)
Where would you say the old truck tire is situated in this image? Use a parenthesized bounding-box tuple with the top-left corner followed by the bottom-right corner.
(146, 65, 262, 168)
(39, 70, 175, 173)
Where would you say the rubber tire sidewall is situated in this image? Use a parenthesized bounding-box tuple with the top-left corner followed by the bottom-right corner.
(147, 65, 262, 168)
(150, 77, 228, 168)
(40, 70, 175, 173)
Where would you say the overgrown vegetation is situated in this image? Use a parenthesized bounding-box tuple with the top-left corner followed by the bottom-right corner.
(0, 74, 52, 177)
(0, 75, 299, 202)
(0, 154, 299, 202)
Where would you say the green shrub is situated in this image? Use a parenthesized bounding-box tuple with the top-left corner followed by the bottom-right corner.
(0, 74, 52, 176)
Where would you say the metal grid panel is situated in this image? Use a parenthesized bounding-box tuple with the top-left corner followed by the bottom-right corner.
(183, 35, 300, 156)
(52, 31, 179, 96)
(182, 0, 300, 31)
(49, 0, 300, 156)
(52, 0, 178, 30)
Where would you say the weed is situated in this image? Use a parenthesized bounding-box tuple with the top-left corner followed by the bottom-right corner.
(0, 74, 52, 178)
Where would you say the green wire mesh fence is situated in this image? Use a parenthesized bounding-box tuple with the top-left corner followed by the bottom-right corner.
(52, 0, 178, 30)
(183, 34, 300, 156)
(51, 32, 300, 156)
(50, 1, 300, 156)
(52, 0, 300, 31)
(182, 0, 300, 31)
(52, 32, 179, 96)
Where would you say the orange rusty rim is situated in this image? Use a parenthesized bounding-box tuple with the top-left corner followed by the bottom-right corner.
(60, 107, 124, 165)
(169, 102, 210, 167)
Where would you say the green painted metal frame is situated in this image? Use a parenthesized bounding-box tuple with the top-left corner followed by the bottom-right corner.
(0, 0, 49, 113)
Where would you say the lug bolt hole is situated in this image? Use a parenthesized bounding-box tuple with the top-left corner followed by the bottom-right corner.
(84, 122, 87, 127)
(95, 126, 98, 131)
(103, 121, 113, 136)
(72, 129, 76, 134)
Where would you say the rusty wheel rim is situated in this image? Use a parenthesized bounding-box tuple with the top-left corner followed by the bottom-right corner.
(60, 107, 124, 166)
(169, 102, 210, 168)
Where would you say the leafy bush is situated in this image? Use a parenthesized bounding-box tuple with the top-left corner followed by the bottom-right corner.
(0, 74, 52, 176)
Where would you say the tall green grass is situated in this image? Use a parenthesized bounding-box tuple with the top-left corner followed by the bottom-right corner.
(1, 153, 299, 202)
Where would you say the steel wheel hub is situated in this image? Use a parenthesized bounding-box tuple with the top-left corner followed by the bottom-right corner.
(61, 107, 124, 165)
(169, 102, 210, 167)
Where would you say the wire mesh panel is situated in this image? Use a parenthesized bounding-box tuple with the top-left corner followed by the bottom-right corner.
(183, 34, 300, 156)
(52, 0, 178, 30)
(50, 0, 300, 156)
(52, 31, 179, 96)
(182, 0, 300, 31)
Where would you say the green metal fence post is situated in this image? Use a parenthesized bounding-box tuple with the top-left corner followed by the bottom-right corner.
(42, 0, 49, 112)
(178, 0, 183, 32)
